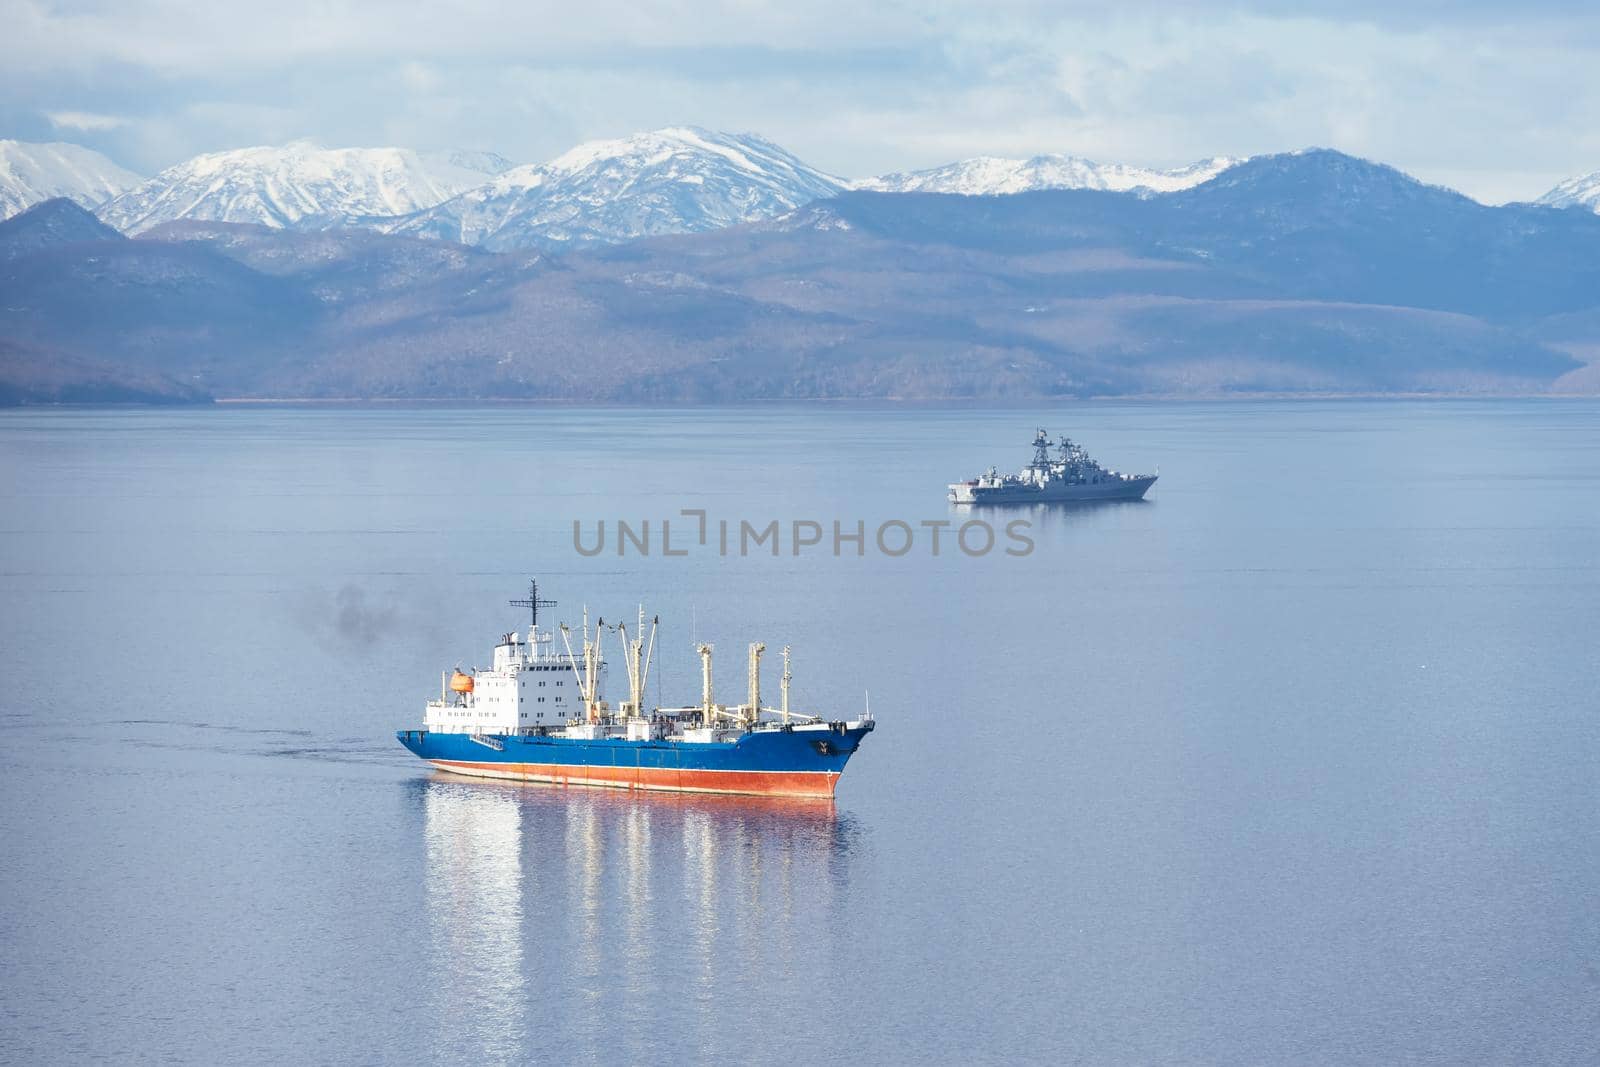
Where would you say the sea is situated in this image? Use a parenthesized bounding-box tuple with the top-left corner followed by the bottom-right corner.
(2, 400, 1597, 1064)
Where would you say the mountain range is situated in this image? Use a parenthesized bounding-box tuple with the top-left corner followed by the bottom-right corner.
(96, 142, 514, 233)
(5, 130, 1600, 254)
(856, 155, 1239, 195)
(383, 127, 845, 251)
(5, 148, 1599, 405)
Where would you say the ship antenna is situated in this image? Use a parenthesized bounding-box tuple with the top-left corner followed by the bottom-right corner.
(509, 578, 557, 632)
(1031, 428, 1053, 472)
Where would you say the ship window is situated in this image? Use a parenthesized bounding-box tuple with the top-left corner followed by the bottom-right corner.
(538, 697, 545, 703)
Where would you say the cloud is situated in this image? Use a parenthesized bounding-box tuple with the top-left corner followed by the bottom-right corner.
(5, 2, 1600, 202)
(46, 110, 126, 131)
(398, 61, 440, 94)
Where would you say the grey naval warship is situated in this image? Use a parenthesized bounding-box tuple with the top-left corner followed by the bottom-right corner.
(949, 429, 1157, 504)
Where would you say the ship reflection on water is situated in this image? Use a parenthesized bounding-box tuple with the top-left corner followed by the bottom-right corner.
(952, 496, 1153, 526)
(418, 775, 860, 1061)
(422, 779, 529, 1061)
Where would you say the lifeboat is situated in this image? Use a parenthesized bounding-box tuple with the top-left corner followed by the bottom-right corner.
(449, 670, 475, 694)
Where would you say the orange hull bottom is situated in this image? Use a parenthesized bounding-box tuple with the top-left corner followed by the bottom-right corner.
(429, 759, 841, 798)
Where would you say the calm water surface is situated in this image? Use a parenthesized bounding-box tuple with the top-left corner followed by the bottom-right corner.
(2, 401, 1597, 1064)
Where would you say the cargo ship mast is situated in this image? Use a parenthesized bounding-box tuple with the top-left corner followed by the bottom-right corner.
(509, 579, 557, 633)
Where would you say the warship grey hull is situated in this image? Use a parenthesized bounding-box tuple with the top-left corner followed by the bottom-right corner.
(951, 474, 1156, 505)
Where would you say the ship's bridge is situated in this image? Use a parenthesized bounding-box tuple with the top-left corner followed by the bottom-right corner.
(425, 626, 606, 736)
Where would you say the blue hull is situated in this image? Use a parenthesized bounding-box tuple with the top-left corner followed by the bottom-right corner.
(396, 723, 873, 798)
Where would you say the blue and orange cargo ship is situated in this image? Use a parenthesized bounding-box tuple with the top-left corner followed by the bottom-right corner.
(397, 581, 874, 798)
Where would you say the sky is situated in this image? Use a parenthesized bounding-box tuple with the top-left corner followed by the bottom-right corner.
(3, 0, 1598, 203)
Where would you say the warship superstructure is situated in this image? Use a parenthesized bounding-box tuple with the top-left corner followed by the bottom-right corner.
(396, 581, 874, 798)
(949, 429, 1156, 504)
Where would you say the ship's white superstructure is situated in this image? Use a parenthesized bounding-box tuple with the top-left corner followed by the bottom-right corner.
(423, 621, 598, 736)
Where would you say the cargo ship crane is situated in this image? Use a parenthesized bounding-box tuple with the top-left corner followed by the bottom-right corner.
(559, 609, 605, 722)
(780, 646, 792, 726)
(612, 608, 658, 720)
(745, 642, 765, 727)
(697, 643, 716, 726)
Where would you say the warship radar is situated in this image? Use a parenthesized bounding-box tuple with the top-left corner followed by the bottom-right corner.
(949, 429, 1156, 504)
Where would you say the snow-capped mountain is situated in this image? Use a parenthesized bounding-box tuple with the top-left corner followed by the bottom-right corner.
(855, 154, 1241, 196)
(96, 142, 515, 234)
(1537, 171, 1600, 213)
(417, 149, 517, 188)
(1, 141, 142, 220)
(388, 127, 846, 251)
